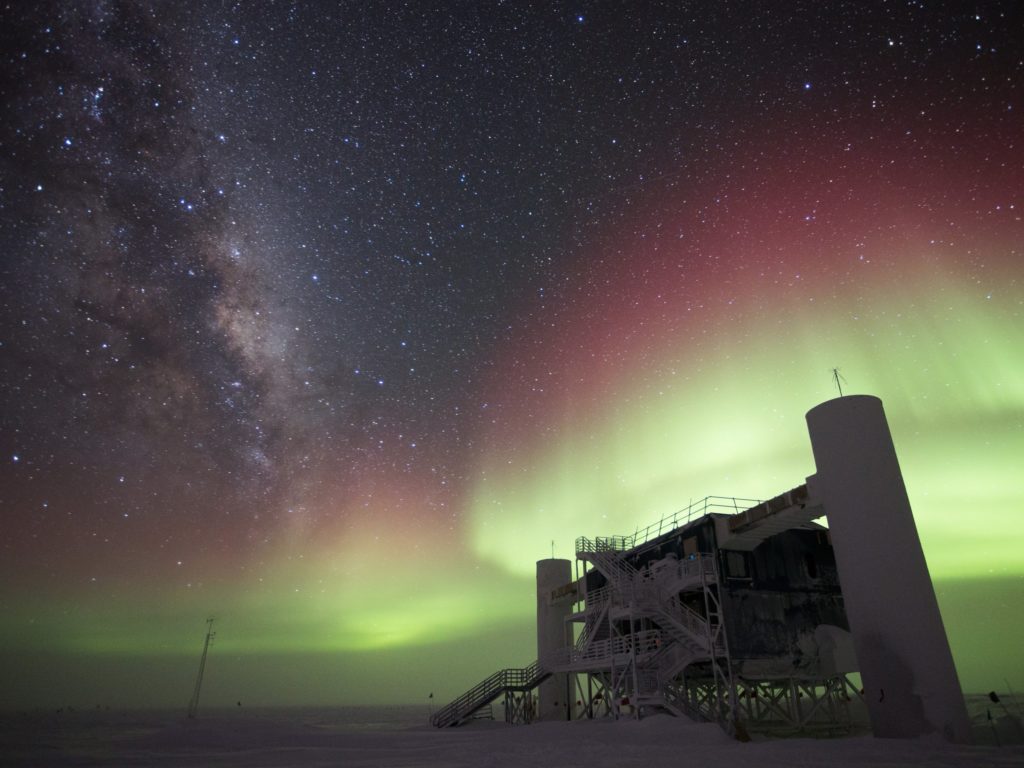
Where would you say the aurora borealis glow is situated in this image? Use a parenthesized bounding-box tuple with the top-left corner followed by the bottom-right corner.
(2, 3, 1022, 709)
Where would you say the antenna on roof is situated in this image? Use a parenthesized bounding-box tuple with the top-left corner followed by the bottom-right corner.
(831, 368, 847, 397)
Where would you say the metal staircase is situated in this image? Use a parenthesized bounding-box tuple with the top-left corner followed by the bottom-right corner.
(573, 536, 733, 726)
(433, 522, 736, 730)
(574, 594, 610, 657)
(552, 629, 664, 670)
(580, 545, 716, 657)
(431, 661, 550, 728)
(582, 546, 639, 597)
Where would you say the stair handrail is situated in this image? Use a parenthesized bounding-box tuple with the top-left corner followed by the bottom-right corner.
(584, 583, 614, 610)
(431, 660, 550, 727)
(551, 629, 664, 669)
(655, 594, 719, 648)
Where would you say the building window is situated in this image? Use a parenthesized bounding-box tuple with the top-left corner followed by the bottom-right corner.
(726, 551, 748, 578)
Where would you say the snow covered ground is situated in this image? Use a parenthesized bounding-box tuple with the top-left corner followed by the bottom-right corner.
(2, 704, 1022, 767)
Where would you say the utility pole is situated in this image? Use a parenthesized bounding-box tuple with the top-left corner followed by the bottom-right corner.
(187, 618, 215, 719)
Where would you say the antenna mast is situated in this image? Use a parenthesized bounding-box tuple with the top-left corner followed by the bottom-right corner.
(831, 368, 847, 397)
(187, 618, 215, 719)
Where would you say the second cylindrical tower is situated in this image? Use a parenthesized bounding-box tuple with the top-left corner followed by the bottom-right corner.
(805, 395, 970, 742)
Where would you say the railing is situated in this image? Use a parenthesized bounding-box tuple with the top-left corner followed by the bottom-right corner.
(575, 535, 634, 554)
(576, 496, 763, 558)
(586, 548, 640, 588)
(581, 550, 722, 655)
(655, 595, 721, 652)
(639, 553, 716, 595)
(575, 620, 592, 652)
(631, 496, 762, 552)
(584, 553, 715, 610)
(431, 660, 549, 728)
(575, 590, 612, 654)
(545, 630, 665, 670)
(583, 584, 615, 610)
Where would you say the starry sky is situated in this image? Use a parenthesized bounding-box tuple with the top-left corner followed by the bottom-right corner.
(1, 2, 1021, 709)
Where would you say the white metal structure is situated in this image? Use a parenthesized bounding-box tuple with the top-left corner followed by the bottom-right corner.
(567, 534, 735, 727)
(434, 395, 966, 744)
(432, 495, 865, 734)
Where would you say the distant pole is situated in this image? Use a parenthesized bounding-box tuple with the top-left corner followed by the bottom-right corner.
(551, 540, 555, 559)
(831, 368, 846, 397)
(187, 618, 216, 719)
(988, 708, 1001, 746)
(991, 690, 1016, 720)
(1006, 679, 1023, 717)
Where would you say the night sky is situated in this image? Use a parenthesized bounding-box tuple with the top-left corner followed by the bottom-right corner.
(2, 2, 1021, 709)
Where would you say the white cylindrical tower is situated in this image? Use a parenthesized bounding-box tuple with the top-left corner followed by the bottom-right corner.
(536, 558, 572, 721)
(806, 395, 970, 742)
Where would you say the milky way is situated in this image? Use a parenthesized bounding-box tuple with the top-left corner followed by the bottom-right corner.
(1, 2, 1021, 707)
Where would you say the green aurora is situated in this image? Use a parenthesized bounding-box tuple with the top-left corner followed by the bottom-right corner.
(4, 264, 1020, 709)
(3, 1, 1022, 714)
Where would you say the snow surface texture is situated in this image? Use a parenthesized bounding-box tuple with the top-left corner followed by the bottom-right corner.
(2, 706, 1023, 768)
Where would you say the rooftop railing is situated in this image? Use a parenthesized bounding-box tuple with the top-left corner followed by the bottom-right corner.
(577, 496, 763, 558)
(631, 495, 763, 551)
